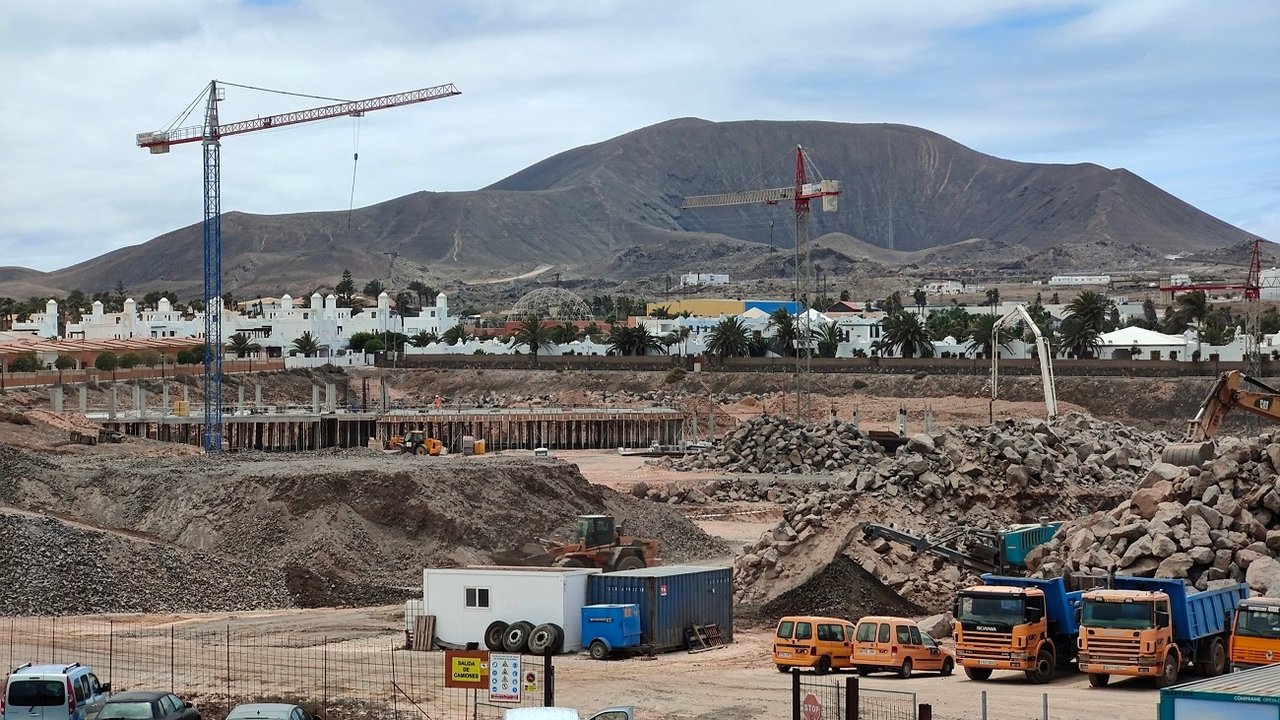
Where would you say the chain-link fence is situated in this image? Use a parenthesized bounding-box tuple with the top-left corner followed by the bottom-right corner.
(2, 617, 552, 720)
(790, 674, 920, 720)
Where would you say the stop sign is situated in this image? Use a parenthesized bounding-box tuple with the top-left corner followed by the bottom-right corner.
(802, 692, 822, 720)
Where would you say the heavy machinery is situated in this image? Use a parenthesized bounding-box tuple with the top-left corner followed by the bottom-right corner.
(952, 574, 1082, 684)
(1077, 576, 1247, 688)
(493, 514, 660, 572)
(863, 521, 1062, 575)
(990, 304, 1058, 419)
(1163, 370, 1280, 465)
(1229, 596, 1280, 671)
(384, 430, 442, 456)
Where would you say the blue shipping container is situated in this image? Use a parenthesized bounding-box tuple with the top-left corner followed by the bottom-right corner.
(1158, 662, 1280, 719)
(581, 604, 642, 653)
(587, 565, 733, 653)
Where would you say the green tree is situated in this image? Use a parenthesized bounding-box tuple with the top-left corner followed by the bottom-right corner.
(394, 291, 416, 315)
(550, 321, 580, 345)
(1057, 316, 1103, 359)
(227, 332, 261, 358)
(291, 331, 321, 357)
(509, 315, 556, 361)
(55, 355, 77, 370)
(815, 320, 842, 358)
(9, 352, 40, 372)
(705, 316, 752, 359)
(407, 280, 434, 310)
(965, 314, 1015, 359)
(362, 279, 385, 298)
(768, 308, 814, 357)
(0, 296, 14, 330)
(1143, 298, 1159, 325)
(925, 306, 973, 341)
(94, 352, 119, 371)
(336, 270, 356, 306)
(880, 291, 904, 314)
(140, 350, 163, 367)
(1062, 291, 1111, 358)
(176, 347, 203, 365)
(912, 288, 927, 313)
(839, 289, 851, 302)
(606, 325, 665, 356)
(113, 281, 127, 305)
(347, 331, 380, 353)
(441, 324, 472, 346)
(879, 311, 934, 358)
(409, 330, 439, 347)
(118, 352, 142, 369)
(648, 305, 672, 319)
(1199, 317, 1235, 346)
(985, 287, 1001, 309)
(1174, 290, 1211, 356)
(363, 338, 385, 352)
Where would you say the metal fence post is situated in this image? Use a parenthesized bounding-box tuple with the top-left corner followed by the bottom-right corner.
(1043, 692, 1048, 720)
(846, 676, 857, 720)
(543, 653, 554, 707)
(51, 616, 57, 663)
(919, 704, 932, 720)
(225, 625, 231, 710)
(323, 636, 329, 718)
(170, 625, 175, 692)
(982, 690, 988, 720)
(791, 670, 801, 720)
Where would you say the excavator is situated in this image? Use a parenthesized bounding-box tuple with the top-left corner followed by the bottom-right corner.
(492, 514, 660, 572)
(1162, 370, 1280, 465)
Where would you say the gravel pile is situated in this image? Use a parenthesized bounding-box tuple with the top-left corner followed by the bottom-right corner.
(1030, 432, 1280, 594)
(676, 415, 876, 473)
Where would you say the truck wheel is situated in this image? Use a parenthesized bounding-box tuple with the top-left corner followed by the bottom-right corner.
(559, 557, 586, 568)
(589, 639, 610, 660)
(414, 444, 426, 455)
(528, 624, 560, 655)
(816, 656, 832, 675)
(964, 667, 992, 681)
(1025, 648, 1054, 684)
(940, 658, 954, 677)
(613, 556, 645, 571)
(1155, 653, 1179, 689)
(897, 657, 913, 679)
(503, 621, 534, 653)
(483, 621, 509, 651)
(1197, 638, 1226, 677)
(1088, 673, 1110, 688)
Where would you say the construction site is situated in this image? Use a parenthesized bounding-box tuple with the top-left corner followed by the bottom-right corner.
(3, 359, 1280, 720)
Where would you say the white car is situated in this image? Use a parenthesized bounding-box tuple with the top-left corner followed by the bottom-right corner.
(503, 707, 633, 720)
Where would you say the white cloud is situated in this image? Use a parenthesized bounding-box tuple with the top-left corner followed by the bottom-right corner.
(0, 0, 1276, 274)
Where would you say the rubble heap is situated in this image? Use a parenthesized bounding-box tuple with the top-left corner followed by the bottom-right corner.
(729, 414, 1163, 611)
(1029, 433, 1280, 595)
(676, 415, 877, 473)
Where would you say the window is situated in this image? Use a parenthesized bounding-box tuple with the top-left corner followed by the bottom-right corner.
(159, 695, 179, 713)
(818, 624, 844, 642)
(909, 626, 922, 646)
(856, 623, 876, 642)
(877, 624, 890, 643)
(921, 634, 937, 648)
(75, 675, 89, 701)
(464, 587, 490, 609)
(896, 625, 912, 644)
(6, 680, 64, 706)
(794, 622, 813, 640)
(776, 621, 795, 639)
(291, 709, 308, 720)
(88, 674, 102, 694)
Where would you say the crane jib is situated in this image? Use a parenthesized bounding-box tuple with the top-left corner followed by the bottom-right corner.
(136, 83, 461, 149)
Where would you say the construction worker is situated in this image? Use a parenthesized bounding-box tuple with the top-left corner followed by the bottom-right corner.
(433, 395, 443, 409)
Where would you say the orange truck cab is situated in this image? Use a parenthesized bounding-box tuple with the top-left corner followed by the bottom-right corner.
(772, 616, 856, 674)
(952, 575, 1081, 684)
(852, 616, 954, 679)
(1230, 596, 1280, 672)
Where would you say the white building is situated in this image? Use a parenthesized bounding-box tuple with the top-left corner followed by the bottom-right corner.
(679, 273, 729, 287)
(1098, 326, 1187, 360)
(422, 567, 599, 651)
(1170, 274, 1193, 287)
(920, 280, 983, 296)
(7, 299, 58, 338)
(1049, 275, 1111, 287)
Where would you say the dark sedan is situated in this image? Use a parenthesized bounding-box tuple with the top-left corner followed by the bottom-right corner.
(97, 690, 201, 719)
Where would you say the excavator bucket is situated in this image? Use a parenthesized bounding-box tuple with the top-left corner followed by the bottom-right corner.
(491, 542, 555, 567)
(1161, 441, 1215, 466)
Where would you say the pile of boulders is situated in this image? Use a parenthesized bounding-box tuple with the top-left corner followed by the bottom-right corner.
(674, 415, 877, 473)
(1030, 432, 1280, 596)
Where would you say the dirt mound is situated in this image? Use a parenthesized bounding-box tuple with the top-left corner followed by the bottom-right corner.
(755, 556, 924, 623)
(0, 446, 726, 614)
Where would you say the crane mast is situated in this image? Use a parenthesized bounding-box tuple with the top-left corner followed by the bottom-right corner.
(138, 80, 460, 452)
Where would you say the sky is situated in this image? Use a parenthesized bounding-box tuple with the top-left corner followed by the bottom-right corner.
(1, 0, 1277, 273)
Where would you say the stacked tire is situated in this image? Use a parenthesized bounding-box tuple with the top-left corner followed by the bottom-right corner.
(484, 620, 564, 655)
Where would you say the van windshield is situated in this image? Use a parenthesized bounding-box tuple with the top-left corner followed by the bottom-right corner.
(7, 680, 66, 706)
(1082, 600, 1153, 630)
(776, 621, 795, 639)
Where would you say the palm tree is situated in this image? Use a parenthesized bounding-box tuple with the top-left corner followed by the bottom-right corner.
(607, 325, 665, 356)
(409, 330, 439, 347)
(670, 326, 691, 356)
(924, 306, 972, 341)
(965, 314, 1014, 359)
(1174, 290, 1210, 356)
(227, 332, 261, 358)
(1063, 291, 1111, 358)
(815, 320, 842, 358)
(879, 311, 934, 358)
(912, 289, 927, 314)
(441, 324, 472, 346)
(705, 316, 751, 359)
(0, 297, 14, 331)
(407, 280, 433, 310)
(291, 331, 320, 357)
(550, 321, 580, 345)
(509, 315, 555, 361)
(769, 308, 811, 357)
(1057, 316, 1103, 359)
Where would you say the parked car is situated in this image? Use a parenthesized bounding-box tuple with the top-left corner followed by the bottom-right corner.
(852, 616, 955, 678)
(2, 662, 111, 720)
(98, 691, 199, 719)
(222, 704, 319, 720)
(503, 708, 633, 720)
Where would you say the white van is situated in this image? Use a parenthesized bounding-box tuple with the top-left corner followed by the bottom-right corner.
(2, 662, 111, 720)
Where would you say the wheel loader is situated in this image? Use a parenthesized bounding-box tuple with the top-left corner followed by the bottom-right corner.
(492, 514, 660, 572)
(1162, 370, 1280, 465)
(384, 430, 442, 456)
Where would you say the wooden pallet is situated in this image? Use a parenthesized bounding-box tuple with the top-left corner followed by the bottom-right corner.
(686, 624, 725, 653)
(412, 615, 437, 651)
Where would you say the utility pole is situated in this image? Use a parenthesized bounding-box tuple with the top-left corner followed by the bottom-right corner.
(682, 146, 840, 420)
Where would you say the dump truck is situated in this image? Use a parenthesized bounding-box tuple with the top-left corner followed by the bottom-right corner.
(1163, 370, 1280, 465)
(1077, 576, 1248, 688)
(952, 574, 1082, 683)
(1229, 596, 1280, 672)
(492, 514, 659, 572)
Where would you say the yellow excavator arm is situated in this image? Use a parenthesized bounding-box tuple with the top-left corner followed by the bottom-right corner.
(1163, 371, 1280, 464)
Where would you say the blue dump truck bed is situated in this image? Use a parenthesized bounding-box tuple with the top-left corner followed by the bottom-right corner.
(1105, 576, 1248, 643)
(979, 574, 1082, 636)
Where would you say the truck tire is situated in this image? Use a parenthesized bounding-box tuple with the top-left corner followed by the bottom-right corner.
(1025, 648, 1054, 684)
(897, 657, 913, 679)
(414, 444, 426, 455)
(1196, 638, 1226, 677)
(777, 664, 791, 673)
(856, 667, 871, 677)
(613, 555, 645, 572)
(1155, 653, 1179, 689)
(484, 621, 509, 651)
(503, 621, 535, 653)
(528, 624, 561, 655)
(964, 667, 992, 681)
(1088, 673, 1110, 688)
(589, 639, 610, 660)
(559, 557, 586, 568)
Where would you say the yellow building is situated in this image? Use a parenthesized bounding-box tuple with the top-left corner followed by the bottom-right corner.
(644, 299, 744, 317)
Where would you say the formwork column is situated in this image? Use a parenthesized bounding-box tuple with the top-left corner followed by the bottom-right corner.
(162, 384, 170, 416)
(255, 384, 263, 412)
(108, 386, 117, 420)
(51, 386, 63, 413)
(79, 386, 87, 414)
(238, 385, 245, 415)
